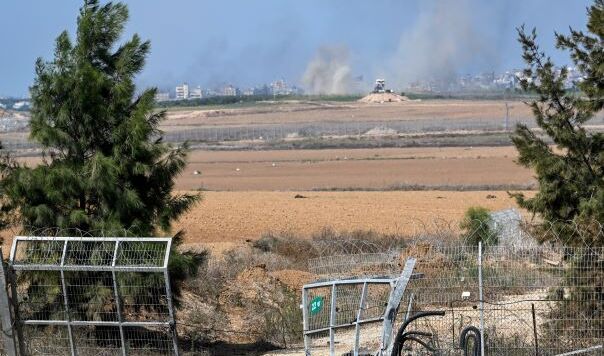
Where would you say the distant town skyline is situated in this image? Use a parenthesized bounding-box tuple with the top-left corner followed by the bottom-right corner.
(0, 0, 594, 97)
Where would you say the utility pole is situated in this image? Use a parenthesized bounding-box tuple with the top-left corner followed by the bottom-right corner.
(505, 101, 510, 131)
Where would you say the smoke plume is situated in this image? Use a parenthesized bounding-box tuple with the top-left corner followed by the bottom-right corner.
(302, 46, 353, 95)
(387, 0, 500, 89)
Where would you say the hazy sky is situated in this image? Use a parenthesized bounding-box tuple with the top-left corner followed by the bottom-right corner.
(0, 0, 595, 97)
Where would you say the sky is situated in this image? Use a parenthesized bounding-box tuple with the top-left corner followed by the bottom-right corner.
(0, 0, 595, 97)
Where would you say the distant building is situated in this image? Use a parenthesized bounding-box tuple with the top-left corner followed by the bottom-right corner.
(175, 83, 189, 100)
(154, 92, 170, 102)
(242, 88, 255, 96)
(270, 79, 302, 95)
(189, 86, 203, 99)
(270, 79, 287, 95)
(223, 85, 238, 97)
(253, 85, 271, 96)
(12, 101, 29, 110)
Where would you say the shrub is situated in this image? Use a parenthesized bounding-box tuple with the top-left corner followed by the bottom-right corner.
(460, 206, 497, 247)
(258, 288, 303, 348)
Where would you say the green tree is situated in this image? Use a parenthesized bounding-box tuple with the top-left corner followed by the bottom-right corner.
(4, 0, 197, 235)
(514, 1, 604, 340)
(459, 206, 497, 247)
(512, 1, 604, 246)
(1, 0, 201, 298)
(0, 142, 18, 232)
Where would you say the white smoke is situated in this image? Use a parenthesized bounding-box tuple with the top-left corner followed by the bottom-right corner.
(302, 46, 353, 95)
(386, 0, 498, 89)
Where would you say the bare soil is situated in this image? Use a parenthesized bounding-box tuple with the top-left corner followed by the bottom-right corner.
(17, 146, 534, 191)
(174, 190, 529, 246)
(181, 152, 532, 191)
(161, 100, 534, 129)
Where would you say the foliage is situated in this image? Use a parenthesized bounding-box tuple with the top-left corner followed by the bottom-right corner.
(513, 1, 604, 342)
(512, 1, 604, 246)
(459, 206, 497, 246)
(0, 143, 17, 232)
(259, 288, 303, 348)
(1, 0, 202, 302)
(4, 0, 198, 235)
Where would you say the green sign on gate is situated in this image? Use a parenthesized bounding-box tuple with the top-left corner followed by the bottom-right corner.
(310, 296, 324, 315)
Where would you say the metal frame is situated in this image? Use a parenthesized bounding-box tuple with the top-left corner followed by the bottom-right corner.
(0, 248, 18, 356)
(9, 236, 178, 356)
(302, 258, 416, 356)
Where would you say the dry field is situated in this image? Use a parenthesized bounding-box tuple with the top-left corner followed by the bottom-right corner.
(180, 146, 533, 191)
(0, 189, 528, 252)
(15, 146, 534, 191)
(161, 99, 533, 130)
(174, 190, 529, 249)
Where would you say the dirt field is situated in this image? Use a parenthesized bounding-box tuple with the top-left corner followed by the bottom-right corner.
(162, 99, 533, 129)
(174, 190, 529, 249)
(180, 146, 534, 191)
(15, 146, 535, 191)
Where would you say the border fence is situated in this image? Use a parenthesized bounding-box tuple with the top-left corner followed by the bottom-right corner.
(302, 244, 604, 356)
(301, 217, 604, 356)
(1, 236, 179, 356)
(1, 117, 536, 151)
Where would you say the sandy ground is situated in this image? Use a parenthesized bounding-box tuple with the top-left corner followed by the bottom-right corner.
(0, 190, 527, 253)
(162, 100, 534, 128)
(16, 146, 534, 191)
(174, 190, 528, 248)
(181, 148, 532, 191)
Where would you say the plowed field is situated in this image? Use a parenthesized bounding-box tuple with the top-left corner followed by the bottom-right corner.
(179, 146, 534, 191)
(174, 190, 530, 248)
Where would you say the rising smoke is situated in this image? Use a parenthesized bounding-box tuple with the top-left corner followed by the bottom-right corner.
(386, 0, 502, 90)
(302, 46, 353, 95)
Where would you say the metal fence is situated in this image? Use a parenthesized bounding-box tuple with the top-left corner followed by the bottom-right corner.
(302, 258, 416, 356)
(302, 244, 604, 356)
(401, 244, 603, 355)
(1, 117, 536, 151)
(6, 236, 179, 356)
(302, 218, 604, 356)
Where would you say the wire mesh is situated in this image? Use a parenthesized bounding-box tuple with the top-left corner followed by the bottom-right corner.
(396, 245, 604, 355)
(303, 219, 604, 355)
(303, 280, 394, 356)
(8, 236, 178, 356)
(2, 117, 538, 151)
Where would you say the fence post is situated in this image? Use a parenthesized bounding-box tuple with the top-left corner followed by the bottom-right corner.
(478, 241, 485, 356)
(0, 248, 18, 356)
(329, 283, 336, 356)
(59, 240, 77, 356)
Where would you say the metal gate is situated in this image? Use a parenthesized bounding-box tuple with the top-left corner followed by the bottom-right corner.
(302, 258, 416, 356)
(8, 236, 179, 356)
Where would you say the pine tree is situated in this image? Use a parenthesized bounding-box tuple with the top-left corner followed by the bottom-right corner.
(1, 0, 202, 301)
(0, 141, 12, 231)
(4, 0, 198, 236)
(513, 1, 604, 246)
(514, 4, 604, 338)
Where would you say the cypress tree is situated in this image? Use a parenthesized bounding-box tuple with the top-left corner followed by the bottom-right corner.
(514, 1, 604, 339)
(4, 0, 198, 236)
(1, 0, 202, 303)
(513, 1, 604, 246)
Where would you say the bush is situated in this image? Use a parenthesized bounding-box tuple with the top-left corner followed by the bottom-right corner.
(460, 206, 497, 247)
(258, 288, 303, 348)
